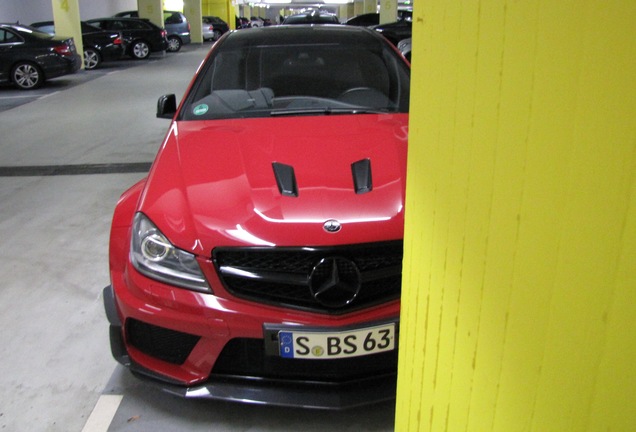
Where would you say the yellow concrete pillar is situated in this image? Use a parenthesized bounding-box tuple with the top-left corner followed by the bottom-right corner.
(396, 0, 636, 431)
(378, 0, 397, 24)
(363, 0, 376, 14)
(353, 1, 364, 17)
(184, 0, 203, 43)
(338, 4, 351, 22)
(202, 0, 235, 30)
(51, 0, 83, 69)
(138, 0, 163, 28)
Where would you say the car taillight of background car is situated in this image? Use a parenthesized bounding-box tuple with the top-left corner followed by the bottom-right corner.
(53, 44, 74, 57)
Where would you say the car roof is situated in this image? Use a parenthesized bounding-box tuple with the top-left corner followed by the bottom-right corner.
(220, 24, 382, 48)
(1, 23, 48, 33)
(88, 17, 151, 23)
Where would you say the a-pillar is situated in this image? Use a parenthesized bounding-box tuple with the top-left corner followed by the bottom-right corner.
(396, 0, 636, 430)
(52, 0, 83, 68)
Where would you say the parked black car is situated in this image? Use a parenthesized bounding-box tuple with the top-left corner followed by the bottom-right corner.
(397, 37, 411, 62)
(236, 17, 251, 29)
(346, 10, 412, 28)
(371, 19, 412, 46)
(86, 18, 167, 60)
(0, 23, 81, 89)
(30, 21, 125, 70)
(345, 13, 380, 27)
(203, 16, 229, 40)
(115, 11, 191, 52)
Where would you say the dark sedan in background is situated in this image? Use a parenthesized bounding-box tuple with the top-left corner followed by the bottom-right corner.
(86, 17, 167, 60)
(202, 16, 229, 41)
(371, 19, 412, 46)
(114, 11, 191, 53)
(30, 21, 125, 70)
(0, 23, 81, 89)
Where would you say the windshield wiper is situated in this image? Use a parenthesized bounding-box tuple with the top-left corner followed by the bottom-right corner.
(270, 107, 387, 116)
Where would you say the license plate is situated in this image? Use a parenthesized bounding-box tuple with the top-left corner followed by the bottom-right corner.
(278, 323, 396, 360)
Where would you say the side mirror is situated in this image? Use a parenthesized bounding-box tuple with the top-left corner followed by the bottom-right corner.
(157, 94, 177, 119)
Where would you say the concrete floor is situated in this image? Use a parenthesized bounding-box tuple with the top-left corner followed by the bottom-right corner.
(0, 44, 396, 431)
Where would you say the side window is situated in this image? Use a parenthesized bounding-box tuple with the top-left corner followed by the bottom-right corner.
(165, 13, 183, 25)
(1, 29, 19, 43)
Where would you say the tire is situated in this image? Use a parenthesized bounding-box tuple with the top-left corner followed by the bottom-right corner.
(213, 30, 222, 41)
(12, 62, 43, 90)
(130, 40, 151, 59)
(83, 48, 101, 70)
(166, 36, 182, 53)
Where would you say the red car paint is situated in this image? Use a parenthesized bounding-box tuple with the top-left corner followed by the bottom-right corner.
(105, 25, 410, 409)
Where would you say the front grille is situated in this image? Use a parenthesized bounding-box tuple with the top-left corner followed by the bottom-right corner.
(213, 241, 402, 314)
(211, 338, 398, 382)
(126, 318, 200, 365)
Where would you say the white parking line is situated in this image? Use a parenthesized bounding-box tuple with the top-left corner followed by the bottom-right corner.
(0, 94, 39, 99)
(38, 91, 61, 100)
(81, 394, 123, 432)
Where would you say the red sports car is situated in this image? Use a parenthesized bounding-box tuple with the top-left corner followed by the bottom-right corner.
(104, 24, 410, 409)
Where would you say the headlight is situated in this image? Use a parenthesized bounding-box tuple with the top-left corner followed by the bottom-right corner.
(130, 213, 211, 293)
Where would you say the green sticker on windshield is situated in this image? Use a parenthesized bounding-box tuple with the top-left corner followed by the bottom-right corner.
(193, 104, 209, 116)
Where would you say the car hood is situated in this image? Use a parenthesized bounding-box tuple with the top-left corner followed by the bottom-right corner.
(138, 114, 408, 255)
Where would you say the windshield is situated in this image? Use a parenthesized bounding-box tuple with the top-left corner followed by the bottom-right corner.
(180, 38, 410, 120)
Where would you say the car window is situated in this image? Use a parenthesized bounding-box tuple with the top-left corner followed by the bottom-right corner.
(164, 12, 184, 24)
(88, 20, 105, 30)
(181, 40, 410, 120)
(130, 20, 150, 30)
(0, 29, 16, 43)
(111, 20, 126, 30)
(34, 24, 55, 34)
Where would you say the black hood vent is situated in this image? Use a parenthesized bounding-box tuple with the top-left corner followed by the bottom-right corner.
(351, 158, 373, 194)
(272, 162, 298, 197)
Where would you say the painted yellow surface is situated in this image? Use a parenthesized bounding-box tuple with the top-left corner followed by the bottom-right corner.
(202, 0, 235, 30)
(52, 0, 83, 68)
(138, 0, 163, 28)
(184, 0, 203, 43)
(396, 0, 636, 430)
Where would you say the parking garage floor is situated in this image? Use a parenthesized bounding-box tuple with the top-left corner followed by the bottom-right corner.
(0, 44, 396, 431)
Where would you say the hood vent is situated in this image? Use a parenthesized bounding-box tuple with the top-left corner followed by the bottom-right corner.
(273, 159, 374, 197)
(272, 162, 298, 197)
(351, 158, 373, 194)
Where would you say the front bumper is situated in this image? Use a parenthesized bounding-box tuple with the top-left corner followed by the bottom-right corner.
(103, 284, 398, 410)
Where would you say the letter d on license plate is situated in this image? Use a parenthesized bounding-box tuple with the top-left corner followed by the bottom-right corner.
(278, 323, 395, 360)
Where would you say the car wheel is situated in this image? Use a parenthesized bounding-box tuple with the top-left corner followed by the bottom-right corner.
(213, 30, 222, 41)
(84, 48, 101, 70)
(167, 36, 182, 52)
(11, 62, 43, 90)
(131, 40, 151, 59)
